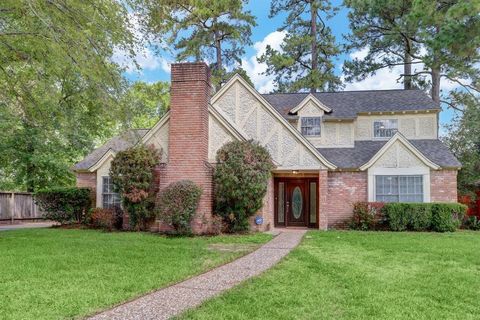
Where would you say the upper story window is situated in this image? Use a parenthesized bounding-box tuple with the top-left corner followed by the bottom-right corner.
(102, 176, 121, 209)
(301, 117, 321, 136)
(373, 119, 398, 139)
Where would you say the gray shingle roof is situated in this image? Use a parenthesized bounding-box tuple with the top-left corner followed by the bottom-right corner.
(73, 129, 149, 171)
(318, 139, 461, 169)
(262, 89, 440, 119)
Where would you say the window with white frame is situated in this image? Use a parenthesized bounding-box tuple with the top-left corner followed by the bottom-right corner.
(301, 117, 321, 136)
(375, 175, 423, 203)
(102, 176, 121, 208)
(373, 119, 398, 139)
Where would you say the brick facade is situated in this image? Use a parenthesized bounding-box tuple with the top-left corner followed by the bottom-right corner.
(430, 170, 458, 202)
(162, 63, 214, 234)
(325, 171, 368, 228)
(75, 172, 96, 206)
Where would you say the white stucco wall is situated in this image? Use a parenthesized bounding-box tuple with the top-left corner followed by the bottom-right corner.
(356, 114, 437, 140)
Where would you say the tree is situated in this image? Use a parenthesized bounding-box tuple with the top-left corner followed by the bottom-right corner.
(120, 81, 170, 129)
(258, 0, 342, 93)
(344, 0, 480, 109)
(0, 0, 137, 192)
(444, 101, 480, 196)
(133, 0, 256, 89)
(109, 144, 161, 230)
(214, 140, 274, 232)
(344, 0, 418, 90)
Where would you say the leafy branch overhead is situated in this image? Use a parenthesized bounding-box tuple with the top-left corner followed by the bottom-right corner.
(133, 0, 256, 89)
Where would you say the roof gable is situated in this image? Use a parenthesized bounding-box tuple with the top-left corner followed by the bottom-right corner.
(212, 74, 336, 169)
(359, 133, 440, 170)
(289, 94, 332, 114)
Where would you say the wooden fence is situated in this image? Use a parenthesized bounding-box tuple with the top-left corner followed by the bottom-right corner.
(0, 192, 44, 222)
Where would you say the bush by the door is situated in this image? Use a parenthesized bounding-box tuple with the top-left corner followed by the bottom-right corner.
(214, 140, 274, 232)
(35, 187, 92, 224)
(156, 180, 202, 235)
(109, 144, 160, 230)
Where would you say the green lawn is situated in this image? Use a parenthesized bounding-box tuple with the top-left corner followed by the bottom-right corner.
(180, 231, 480, 320)
(0, 228, 271, 320)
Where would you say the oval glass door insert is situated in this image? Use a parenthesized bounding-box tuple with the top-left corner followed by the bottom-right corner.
(292, 186, 303, 219)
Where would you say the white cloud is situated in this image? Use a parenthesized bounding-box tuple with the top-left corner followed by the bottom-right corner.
(241, 31, 286, 93)
(113, 47, 172, 74)
(342, 47, 465, 93)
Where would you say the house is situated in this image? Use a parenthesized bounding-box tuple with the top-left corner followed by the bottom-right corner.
(73, 62, 461, 233)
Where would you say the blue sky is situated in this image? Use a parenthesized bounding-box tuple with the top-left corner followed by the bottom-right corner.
(118, 0, 455, 129)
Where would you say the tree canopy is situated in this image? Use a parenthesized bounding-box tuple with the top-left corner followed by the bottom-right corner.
(344, 0, 480, 109)
(0, 0, 137, 191)
(258, 0, 342, 93)
(132, 0, 256, 89)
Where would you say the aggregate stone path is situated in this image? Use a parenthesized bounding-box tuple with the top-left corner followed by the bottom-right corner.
(88, 230, 306, 320)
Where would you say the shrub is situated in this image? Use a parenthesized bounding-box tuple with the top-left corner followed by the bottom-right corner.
(431, 203, 466, 232)
(156, 180, 202, 235)
(214, 140, 274, 233)
(35, 187, 92, 224)
(464, 215, 480, 231)
(382, 202, 466, 232)
(89, 207, 123, 231)
(409, 204, 432, 231)
(349, 202, 384, 230)
(109, 144, 160, 230)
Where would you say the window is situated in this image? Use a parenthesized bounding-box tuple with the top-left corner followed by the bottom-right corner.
(373, 119, 398, 139)
(102, 176, 121, 208)
(301, 117, 321, 136)
(375, 175, 423, 203)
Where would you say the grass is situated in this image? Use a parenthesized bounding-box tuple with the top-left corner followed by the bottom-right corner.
(0, 228, 272, 320)
(179, 231, 480, 320)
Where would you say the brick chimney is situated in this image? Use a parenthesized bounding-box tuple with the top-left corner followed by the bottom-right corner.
(164, 62, 213, 234)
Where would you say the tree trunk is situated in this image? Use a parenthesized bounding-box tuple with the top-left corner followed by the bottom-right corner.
(214, 29, 222, 91)
(310, 2, 317, 93)
(23, 120, 36, 192)
(404, 39, 412, 90)
(431, 66, 441, 106)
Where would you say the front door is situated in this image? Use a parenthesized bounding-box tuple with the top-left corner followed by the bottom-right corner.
(274, 178, 318, 228)
(286, 180, 306, 226)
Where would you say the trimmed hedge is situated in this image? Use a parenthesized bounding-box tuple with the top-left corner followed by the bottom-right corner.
(156, 180, 202, 235)
(35, 187, 92, 224)
(89, 207, 123, 231)
(350, 202, 467, 232)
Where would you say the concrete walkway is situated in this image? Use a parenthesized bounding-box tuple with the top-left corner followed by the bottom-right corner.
(89, 230, 306, 320)
(0, 222, 55, 231)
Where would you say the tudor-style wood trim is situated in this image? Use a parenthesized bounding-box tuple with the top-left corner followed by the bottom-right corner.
(211, 74, 337, 170)
(208, 104, 248, 141)
(289, 93, 332, 114)
(359, 132, 440, 171)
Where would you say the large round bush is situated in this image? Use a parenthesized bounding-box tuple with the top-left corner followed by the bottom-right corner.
(214, 140, 274, 232)
(156, 180, 202, 235)
(109, 144, 160, 230)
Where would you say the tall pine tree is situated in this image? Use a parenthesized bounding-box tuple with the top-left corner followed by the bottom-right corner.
(345, 0, 479, 109)
(133, 0, 256, 89)
(258, 0, 342, 93)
